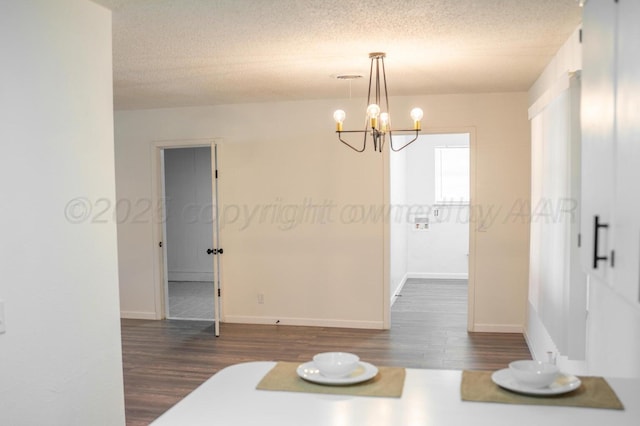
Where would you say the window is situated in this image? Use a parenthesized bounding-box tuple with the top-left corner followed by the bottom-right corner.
(434, 146, 469, 205)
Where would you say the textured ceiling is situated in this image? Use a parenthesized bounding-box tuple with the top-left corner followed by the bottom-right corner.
(92, 0, 582, 110)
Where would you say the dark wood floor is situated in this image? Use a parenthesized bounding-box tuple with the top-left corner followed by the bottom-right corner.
(121, 279, 531, 425)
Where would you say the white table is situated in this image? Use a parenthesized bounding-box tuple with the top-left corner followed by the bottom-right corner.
(151, 361, 640, 426)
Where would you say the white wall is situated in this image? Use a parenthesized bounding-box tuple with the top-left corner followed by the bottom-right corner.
(0, 0, 125, 424)
(115, 92, 530, 332)
(405, 134, 470, 278)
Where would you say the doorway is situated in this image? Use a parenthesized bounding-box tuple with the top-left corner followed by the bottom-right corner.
(151, 139, 223, 336)
(162, 146, 215, 320)
(388, 132, 473, 328)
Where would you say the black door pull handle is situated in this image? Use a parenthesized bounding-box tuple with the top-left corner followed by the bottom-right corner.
(593, 215, 609, 269)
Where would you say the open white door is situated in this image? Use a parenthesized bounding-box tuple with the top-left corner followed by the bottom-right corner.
(212, 143, 222, 337)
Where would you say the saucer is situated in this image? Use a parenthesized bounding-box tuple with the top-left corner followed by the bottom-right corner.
(491, 368, 582, 395)
(296, 361, 379, 385)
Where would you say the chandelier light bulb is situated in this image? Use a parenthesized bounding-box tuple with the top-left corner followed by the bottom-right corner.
(367, 104, 381, 129)
(333, 109, 346, 131)
(333, 109, 346, 123)
(367, 104, 381, 118)
(410, 107, 424, 130)
(379, 112, 390, 132)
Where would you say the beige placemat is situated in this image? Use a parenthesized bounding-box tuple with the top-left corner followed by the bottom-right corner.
(461, 370, 624, 410)
(256, 361, 405, 398)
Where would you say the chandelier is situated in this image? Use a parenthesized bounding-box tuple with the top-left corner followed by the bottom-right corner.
(333, 52, 423, 152)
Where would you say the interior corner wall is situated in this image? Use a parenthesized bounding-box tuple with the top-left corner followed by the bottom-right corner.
(0, 1, 125, 424)
(114, 92, 530, 331)
(528, 27, 582, 106)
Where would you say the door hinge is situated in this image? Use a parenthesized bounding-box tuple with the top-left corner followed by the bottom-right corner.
(159, 241, 163, 248)
(215, 169, 218, 179)
(578, 233, 581, 248)
(611, 250, 615, 267)
(218, 288, 221, 297)
(579, 28, 582, 43)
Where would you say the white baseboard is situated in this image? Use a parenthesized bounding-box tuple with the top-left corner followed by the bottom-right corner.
(168, 271, 214, 282)
(224, 315, 384, 330)
(472, 323, 523, 333)
(407, 272, 468, 280)
(120, 310, 158, 320)
(524, 302, 558, 362)
(390, 273, 408, 307)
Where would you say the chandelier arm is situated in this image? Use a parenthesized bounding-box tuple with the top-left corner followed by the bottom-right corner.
(376, 58, 384, 106)
(336, 131, 367, 152)
(388, 130, 420, 152)
(364, 128, 370, 152)
(381, 56, 390, 121)
(373, 128, 378, 151)
(370, 128, 387, 152)
(366, 57, 375, 106)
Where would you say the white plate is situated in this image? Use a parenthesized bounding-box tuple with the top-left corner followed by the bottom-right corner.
(296, 361, 379, 385)
(491, 368, 582, 396)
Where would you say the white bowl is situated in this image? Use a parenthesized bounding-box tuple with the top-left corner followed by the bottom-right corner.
(313, 352, 360, 378)
(509, 360, 559, 388)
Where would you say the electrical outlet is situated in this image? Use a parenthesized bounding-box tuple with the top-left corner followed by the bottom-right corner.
(413, 217, 429, 231)
(257, 293, 264, 304)
(0, 300, 5, 334)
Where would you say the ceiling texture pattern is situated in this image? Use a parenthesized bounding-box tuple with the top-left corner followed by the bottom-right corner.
(92, 0, 582, 110)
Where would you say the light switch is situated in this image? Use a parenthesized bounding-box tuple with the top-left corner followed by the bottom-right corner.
(0, 300, 5, 334)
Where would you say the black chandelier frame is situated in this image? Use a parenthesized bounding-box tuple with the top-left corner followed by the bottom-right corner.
(336, 52, 421, 153)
